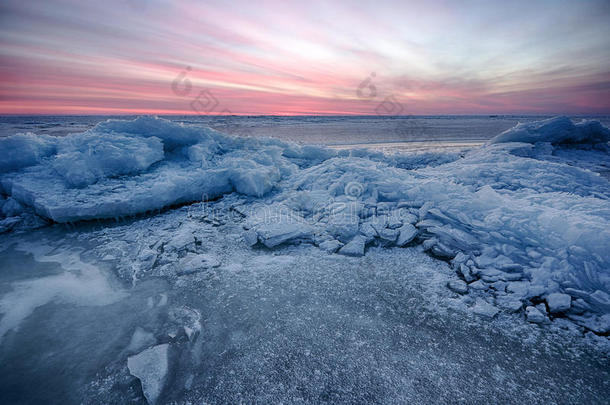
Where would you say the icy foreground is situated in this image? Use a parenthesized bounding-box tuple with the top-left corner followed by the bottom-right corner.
(1, 116, 610, 337)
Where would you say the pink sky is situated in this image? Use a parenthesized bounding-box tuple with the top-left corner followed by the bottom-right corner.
(1, 0, 609, 115)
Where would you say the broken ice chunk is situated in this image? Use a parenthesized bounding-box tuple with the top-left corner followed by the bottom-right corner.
(399, 212, 418, 225)
(452, 252, 469, 266)
(458, 264, 475, 283)
(377, 227, 399, 243)
(495, 296, 523, 313)
(429, 242, 455, 259)
(546, 293, 571, 313)
(469, 280, 488, 290)
(227, 160, 280, 197)
(338, 235, 366, 257)
(326, 201, 361, 242)
(359, 222, 378, 243)
(127, 344, 170, 405)
(137, 248, 158, 273)
(256, 222, 314, 248)
(526, 306, 546, 323)
(506, 281, 529, 299)
(165, 228, 196, 253)
(318, 239, 343, 253)
(242, 229, 258, 246)
(396, 224, 417, 246)
(418, 201, 433, 221)
(178, 253, 221, 275)
(422, 238, 437, 251)
(472, 299, 499, 318)
(447, 280, 468, 295)
(386, 215, 402, 229)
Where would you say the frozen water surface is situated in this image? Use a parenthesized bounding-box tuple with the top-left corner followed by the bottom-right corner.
(0, 211, 608, 404)
(0, 115, 609, 404)
(2, 114, 609, 144)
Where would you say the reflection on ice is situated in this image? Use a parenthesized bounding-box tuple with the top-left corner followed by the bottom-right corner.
(0, 267, 124, 340)
(0, 245, 125, 340)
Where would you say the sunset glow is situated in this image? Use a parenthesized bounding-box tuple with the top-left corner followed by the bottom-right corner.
(1, 0, 609, 115)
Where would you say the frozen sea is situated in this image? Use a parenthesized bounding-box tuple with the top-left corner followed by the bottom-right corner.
(0, 115, 609, 404)
(2, 114, 609, 146)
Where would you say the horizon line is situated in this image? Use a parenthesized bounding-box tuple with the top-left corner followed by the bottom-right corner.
(2, 112, 610, 117)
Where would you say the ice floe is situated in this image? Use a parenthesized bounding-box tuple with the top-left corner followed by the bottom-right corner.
(127, 343, 170, 405)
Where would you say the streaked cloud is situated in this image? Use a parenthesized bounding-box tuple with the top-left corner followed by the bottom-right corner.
(1, 0, 609, 114)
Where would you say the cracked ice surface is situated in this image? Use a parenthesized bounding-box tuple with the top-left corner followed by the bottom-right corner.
(0, 116, 609, 403)
(0, 207, 608, 404)
(1, 116, 610, 332)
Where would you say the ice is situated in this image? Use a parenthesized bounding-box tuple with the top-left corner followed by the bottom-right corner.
(338, 235, 366, 257)
(447, 280, 468, 294)
(127, 343, 170, 405)
(178, 253, 221, 275)
(377, 227, 399, 242)
(495, 296, 523, 313)
(1, 116, 610, 334)
(93, 116, 217, 151)
(359, 222, 377, 243)
(246, 204, 315, 248)
(546, 292, 572, 313)
(126, 327, 156, 353)
(224, 158, 280, 197)
(325, 202, 361, 242)
(1, 197, 23, 216)
(51, 132, 164, 187)
(0, 133, 56, 173)
(0, 216, 21, 233)
(2, 208, 609, 404)
(0, 249, 125, 340)
(242, 229, 259, 246)
(255, 222, 314, 248)
(169, 306, 201, 341)
(487, 116, 610, 146)
(472, 299, 499, 318)
(165, 226, 197, 253)
(318, 239, 343, 253)
(526, 306, 547, 324)
(0, 116, 293, 222)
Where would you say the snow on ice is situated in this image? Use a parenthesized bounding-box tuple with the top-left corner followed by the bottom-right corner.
(1, 115, 609, 335)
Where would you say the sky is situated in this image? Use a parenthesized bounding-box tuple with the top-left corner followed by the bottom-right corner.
(1, 0, 609, 115)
